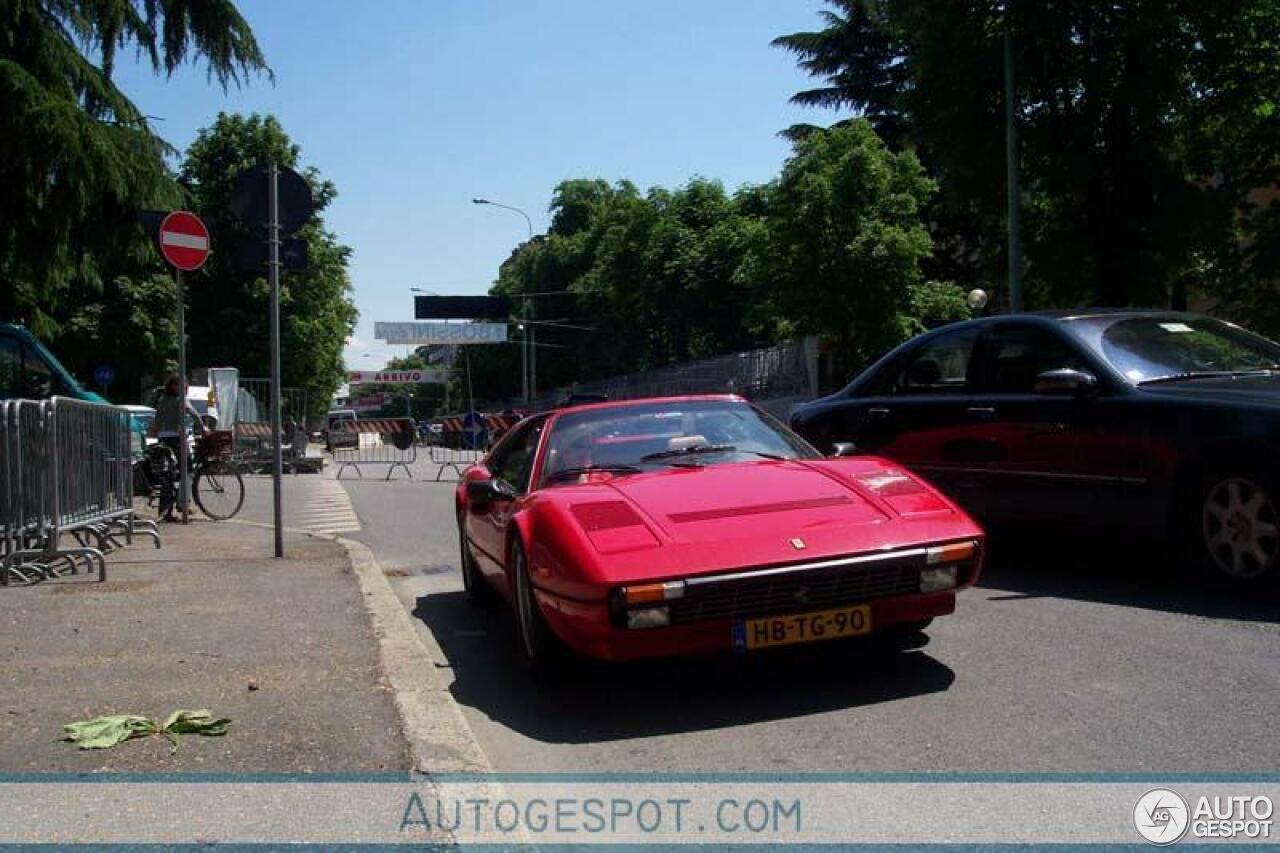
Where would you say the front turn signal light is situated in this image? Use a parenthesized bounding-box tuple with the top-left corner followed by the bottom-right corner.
(926, 541, 976, 565)
(620, 580, 686, 605)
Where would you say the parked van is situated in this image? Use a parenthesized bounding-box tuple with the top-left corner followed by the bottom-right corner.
(0, 324, 106, 402)
(324, 409, 358, 452)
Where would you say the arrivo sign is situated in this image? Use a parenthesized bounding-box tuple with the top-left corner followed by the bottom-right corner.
(346, 369, 448, 385)
(158, 211, 210, 271)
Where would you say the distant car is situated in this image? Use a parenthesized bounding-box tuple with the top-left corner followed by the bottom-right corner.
(324, 409, 358, 452)
(790, 310, 1280, 582)
(122, 404, 157, 458)
(0, 323, 106, 402)
(456, 394, 984, 676)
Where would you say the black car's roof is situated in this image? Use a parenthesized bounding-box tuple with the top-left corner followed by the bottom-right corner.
(1022, 307, 1193, 321)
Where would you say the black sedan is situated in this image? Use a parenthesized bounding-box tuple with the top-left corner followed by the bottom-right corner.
(790, 310, 1280, 582)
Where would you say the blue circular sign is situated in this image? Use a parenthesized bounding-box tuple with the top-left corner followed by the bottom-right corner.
(92, 364, 115, 386)
(462, 410, 488, 449)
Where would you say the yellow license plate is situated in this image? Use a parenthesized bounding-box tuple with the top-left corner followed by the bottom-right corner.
(732, 604, 872, 650)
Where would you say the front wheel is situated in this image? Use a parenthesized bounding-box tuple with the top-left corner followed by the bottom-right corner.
(511, 541, 575, 681)
(194, 460, 246, 520)
(1194, 470, 1279, 581)
(458, 517, 490, 606)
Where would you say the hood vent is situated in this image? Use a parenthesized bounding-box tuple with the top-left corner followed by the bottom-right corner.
(668, 495, 853, 524)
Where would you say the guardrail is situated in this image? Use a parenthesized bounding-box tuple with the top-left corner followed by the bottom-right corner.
(331, 418, 416, 480)
(2, 397, 161, 585)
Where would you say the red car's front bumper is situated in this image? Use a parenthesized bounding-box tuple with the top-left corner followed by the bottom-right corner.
(533, 588, 959, 662)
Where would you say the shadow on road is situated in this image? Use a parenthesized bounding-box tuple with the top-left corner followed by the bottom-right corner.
(412, 591, 955, 744)
(977, 528, 1280, 624)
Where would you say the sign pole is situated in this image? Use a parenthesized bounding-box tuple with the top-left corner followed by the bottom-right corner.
(268, 162, 284, 558)
(176, 269, 190, 524)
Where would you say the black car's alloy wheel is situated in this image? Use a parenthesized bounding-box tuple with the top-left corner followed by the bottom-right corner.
(1200, 474, 1279, 580)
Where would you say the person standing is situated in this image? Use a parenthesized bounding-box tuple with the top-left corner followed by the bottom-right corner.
(149, 374, 207, 521)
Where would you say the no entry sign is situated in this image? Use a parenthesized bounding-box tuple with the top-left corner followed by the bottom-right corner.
(159, 211, 210, 271)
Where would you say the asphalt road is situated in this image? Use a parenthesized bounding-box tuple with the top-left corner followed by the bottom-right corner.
(245, 455, 1280, 773)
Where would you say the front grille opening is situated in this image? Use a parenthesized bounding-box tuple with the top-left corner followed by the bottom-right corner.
(668, 557, 921, 625)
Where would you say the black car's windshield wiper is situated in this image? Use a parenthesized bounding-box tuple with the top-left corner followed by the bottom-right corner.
(1138, 367, 1280, 385)
(545, 464, 642, 483)
(640, 444, 738, 463)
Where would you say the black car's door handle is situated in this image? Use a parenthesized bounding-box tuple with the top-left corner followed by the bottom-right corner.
(966, 406, 997, 420)
(867, 407, 891, 420)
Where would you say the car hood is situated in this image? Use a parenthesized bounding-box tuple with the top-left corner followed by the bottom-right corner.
(537, 458, 980, 588)
(1138, 373, 1280, 409)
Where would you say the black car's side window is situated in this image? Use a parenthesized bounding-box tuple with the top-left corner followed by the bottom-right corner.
(486, 417, 546, 494)
(982, 326, 1086, 393)
(879, 328, 979, 395)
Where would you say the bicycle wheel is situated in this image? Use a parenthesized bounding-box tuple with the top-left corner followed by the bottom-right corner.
(193, 460, 246, 520)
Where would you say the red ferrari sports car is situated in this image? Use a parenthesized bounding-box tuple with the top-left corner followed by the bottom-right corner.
(456, 395, 984, 673)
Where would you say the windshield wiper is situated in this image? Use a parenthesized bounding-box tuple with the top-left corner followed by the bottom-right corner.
(545, 464, 642, 483)
(1139, 367, 1280, 386)
(640, 444, 738, 463)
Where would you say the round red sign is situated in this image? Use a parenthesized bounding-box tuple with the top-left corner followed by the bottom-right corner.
(158, 211, 210, 271)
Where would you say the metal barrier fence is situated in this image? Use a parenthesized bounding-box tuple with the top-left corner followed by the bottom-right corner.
(424, 416, 492, 481)
(494, 337, 820, 414)
(2, 397, 160, 585)
(332, 418, 417, 480)
(232, 421, 312, 474)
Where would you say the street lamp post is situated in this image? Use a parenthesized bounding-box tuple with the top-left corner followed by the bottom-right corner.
(473, 198, 536, 405)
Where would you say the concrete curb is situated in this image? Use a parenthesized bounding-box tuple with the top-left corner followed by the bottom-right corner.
(336, 534, 493, 775)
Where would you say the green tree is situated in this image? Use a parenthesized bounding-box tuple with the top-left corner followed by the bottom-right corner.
(0, 0, 267, 336)
(774, 0, 1280, 323)
(178, 113, 357, 419)
(746, 121, 968, 375)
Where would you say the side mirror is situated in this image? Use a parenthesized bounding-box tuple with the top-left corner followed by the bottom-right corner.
(830, 441, 859, 457)
(466, 478, 517, 504)
(1034, 368, 1098, 396)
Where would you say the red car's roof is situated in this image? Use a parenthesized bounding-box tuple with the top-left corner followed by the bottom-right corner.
(551, 394, 746, 417)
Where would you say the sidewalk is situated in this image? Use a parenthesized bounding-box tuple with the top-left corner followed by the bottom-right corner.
(0, 520, 411, 772)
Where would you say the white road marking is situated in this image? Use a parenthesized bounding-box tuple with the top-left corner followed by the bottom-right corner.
(293, 479, 361, 534)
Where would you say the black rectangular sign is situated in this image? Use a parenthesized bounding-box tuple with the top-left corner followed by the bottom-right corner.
(414, 295, 511, 319)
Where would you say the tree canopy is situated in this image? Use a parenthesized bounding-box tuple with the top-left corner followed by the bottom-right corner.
(774, 0, 1280, 331)
(463, 122, 969, 406)
(179, 113, 357, 418)
(0, 0, 268, 336)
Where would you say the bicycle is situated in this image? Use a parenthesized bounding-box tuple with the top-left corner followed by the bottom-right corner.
(144, 430, 245, 521)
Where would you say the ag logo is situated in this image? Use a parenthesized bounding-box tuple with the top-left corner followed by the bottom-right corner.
(1134, 788, 1190, 845)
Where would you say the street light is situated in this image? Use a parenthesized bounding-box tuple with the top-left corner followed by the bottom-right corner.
(473, 197, 537, 404)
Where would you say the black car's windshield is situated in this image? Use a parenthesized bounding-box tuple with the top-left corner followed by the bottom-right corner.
(541, 399, 817, 485)
(1097, 316, 1280, 384)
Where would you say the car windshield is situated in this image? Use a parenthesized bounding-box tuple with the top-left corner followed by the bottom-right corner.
(1098, 316, 1280, 384)
(541, 399, 818, 485)
(129, 412, 154, 432)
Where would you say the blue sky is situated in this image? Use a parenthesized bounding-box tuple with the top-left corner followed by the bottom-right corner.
(112, 1, 844, 368)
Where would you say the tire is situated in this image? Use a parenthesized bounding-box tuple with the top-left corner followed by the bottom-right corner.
(458, 519, 491, 606)
(1190, 465, 1280, 582)
(193, 461, 246, 520)
(510, 540, 574, 681)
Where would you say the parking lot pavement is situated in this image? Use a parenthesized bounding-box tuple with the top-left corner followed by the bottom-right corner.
(335, 473, 1280, 775)
(0, 521, 410, 772)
